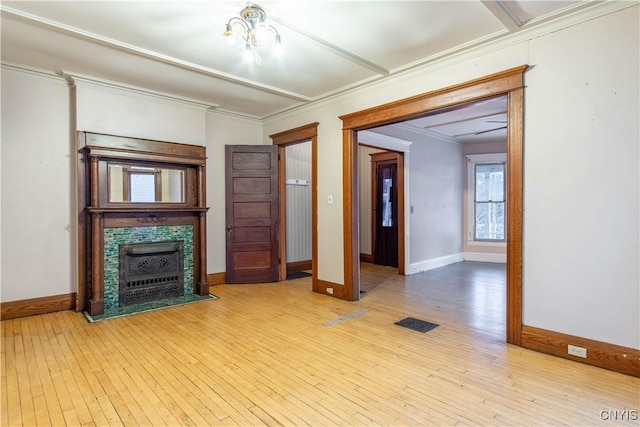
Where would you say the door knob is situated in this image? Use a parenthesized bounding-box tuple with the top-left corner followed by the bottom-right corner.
(226, 224, 233, 234)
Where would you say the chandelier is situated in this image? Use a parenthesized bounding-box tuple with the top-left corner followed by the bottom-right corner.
(223, 3, 282, 65)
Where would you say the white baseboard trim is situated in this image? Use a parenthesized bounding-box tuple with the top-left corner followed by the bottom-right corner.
(464, 252, 506, 263)
(409, 253, 464, 275)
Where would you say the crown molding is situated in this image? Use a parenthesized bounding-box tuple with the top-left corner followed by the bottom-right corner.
(58, 70, 218, 111)
(3, 1, 635, 122)
(264, 0, 637, 122)
(1, 62, 67, 86)
(207, 108, 263, 124)
(0, 5, 312, 103)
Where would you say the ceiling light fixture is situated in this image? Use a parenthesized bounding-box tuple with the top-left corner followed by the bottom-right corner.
(223, 3, 282, 65)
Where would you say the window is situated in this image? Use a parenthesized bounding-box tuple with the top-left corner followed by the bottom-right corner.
(129, 172, 157, 202)
(381, 178, 393, 227)
(123, 166, 162, 202)
(467, 154, 506, 242)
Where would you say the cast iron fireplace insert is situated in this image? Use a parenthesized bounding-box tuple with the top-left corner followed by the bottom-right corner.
(118, 240, 184, 307)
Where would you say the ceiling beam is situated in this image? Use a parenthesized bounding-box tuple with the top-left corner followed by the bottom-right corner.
(269, 16, 390, 76)
(481, 1, 525, 31)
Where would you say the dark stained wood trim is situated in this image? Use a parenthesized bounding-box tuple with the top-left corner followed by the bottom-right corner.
(207, 272, 226, 286)
(340, 66, 528, 341)
(311, 130, 318, 293)
(287, 260, 312, 273)
(1, 293, 76, 320)
(340, 66, 529, 129)
(506, 87, 525, 345)
(521, 325, 640, 378)
(82, 132, 206, 160)
(269, 123, 319, 291)
(278, 148, 287, 281)
(270, 123, 320, 146)
(316, 280, 345, 300)
(90, 212, 104, 315)
(197, 163, 208, 295)
(77, 146, 89, 313)
(343, 128, 360, 301)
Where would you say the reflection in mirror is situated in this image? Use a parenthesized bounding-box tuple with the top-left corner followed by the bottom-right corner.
(109, 165, 185, 203)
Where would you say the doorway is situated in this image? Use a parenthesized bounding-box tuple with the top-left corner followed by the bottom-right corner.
(284, 141, 312, 277)
(340, 66, 527, 344)
(371, 152, 400, 268)
(270, 123, 320, 291)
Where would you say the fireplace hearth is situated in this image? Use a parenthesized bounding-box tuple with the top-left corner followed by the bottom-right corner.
(119, 240, 184, 307)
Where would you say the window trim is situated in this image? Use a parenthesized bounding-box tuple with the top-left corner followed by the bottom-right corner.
(467, 153, 507, 245)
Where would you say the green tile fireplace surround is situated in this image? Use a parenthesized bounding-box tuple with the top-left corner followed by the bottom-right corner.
(103, 225, 194, 310)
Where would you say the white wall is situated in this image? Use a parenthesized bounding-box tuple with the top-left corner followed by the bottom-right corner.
(407, 136, 464, 271)
(75, 79, 207, 146)
(1, 68, 72, 301)
(264, 6, 639, 349)
(205, 111, 264, 274)
(358, 145, 385, 255)
(523, 8, 639, 348)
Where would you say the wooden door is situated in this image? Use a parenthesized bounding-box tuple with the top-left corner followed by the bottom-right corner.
(372, 153, 399, 268)
(225, 145, 280, 283)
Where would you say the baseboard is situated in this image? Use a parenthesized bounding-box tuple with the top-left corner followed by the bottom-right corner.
(315, 279, 345, 299)
(521, 325, 640, 377)
(464, 252, 506, 263)
(207, 272, 226, 286)
(1, 293, 76, 320)
(409, 253, 464, 275)
(360, 253, 373, 263)
(287, 260, 312, 273)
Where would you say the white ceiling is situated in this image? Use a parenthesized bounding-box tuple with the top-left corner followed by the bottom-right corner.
(0, 1, 610, 143)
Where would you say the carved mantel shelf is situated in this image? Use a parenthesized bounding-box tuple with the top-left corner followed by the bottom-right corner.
(77, 132, 209, 316)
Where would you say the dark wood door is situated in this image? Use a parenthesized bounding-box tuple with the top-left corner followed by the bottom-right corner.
(372, 156, 399, 268)
(225, 145, 280, 283)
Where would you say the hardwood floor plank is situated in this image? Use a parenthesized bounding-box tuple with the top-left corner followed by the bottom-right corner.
(2, 262, 638, 426)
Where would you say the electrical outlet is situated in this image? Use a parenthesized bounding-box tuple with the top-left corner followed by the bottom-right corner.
(326, 287, 334, 295)
(568, 344, 587, 358)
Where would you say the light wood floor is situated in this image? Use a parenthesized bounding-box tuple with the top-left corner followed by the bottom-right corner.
(2, 262, 638, 426)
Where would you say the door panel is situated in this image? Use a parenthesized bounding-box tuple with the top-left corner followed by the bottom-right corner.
(225, 145, 279, 283)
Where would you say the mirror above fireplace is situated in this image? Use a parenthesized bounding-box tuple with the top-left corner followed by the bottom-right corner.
(108, 164, 186, 203)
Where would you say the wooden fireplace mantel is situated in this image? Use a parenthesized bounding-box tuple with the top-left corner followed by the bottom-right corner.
(77, 132, 209, 316)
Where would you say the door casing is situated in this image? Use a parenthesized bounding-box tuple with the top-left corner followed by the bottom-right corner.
(270, 123, 319, 289)
(340, 66, 527, 345)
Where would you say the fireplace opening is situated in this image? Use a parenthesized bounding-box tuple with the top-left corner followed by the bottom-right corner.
(119, 240, 184, 307)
